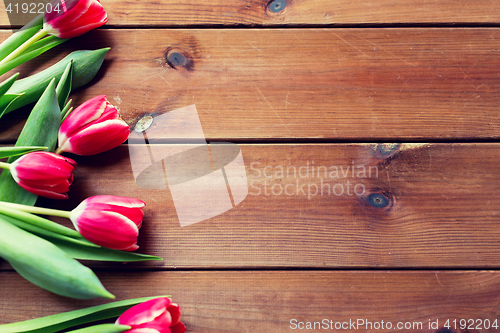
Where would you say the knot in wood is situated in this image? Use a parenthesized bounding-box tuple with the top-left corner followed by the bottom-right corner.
(267, 0, 287, 13)
(165, 47, 194, 70)
(367, 193, 390, 209)
(375, 143, 401, 159)
(359, 188, 395, 211)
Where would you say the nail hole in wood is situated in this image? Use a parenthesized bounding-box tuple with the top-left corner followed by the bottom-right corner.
(134, 115, 154, 133)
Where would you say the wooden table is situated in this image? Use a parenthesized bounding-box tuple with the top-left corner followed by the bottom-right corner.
(1, 1, 500, 332)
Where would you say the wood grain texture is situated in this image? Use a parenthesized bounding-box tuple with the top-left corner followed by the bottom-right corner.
(2, 28, 500, 142)
(1, 0, 500, 27)
(0, 0, 498, 328)
(1, 271, 499, 332)
(0, 143, 494, 269)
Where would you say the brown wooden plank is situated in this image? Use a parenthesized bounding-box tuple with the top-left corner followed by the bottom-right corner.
(2, 28, 500, 142)
(1, 270, 499, 332)
(1, 0, 500, 27)
(0, 143, 496, 269)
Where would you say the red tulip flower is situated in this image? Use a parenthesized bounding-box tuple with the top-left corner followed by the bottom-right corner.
(57, 95, 130, 156)
(69, 195, 145, 251)
(44, 0, 108, 39)
(116, 297, 186, 333)
(6, 151, 76, 199)
(0, 0, 108, 68)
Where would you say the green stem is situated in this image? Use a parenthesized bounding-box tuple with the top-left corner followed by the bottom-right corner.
(55, 146, 64, 154)
(0, 201, 71, 218)
(66, 324, 132, 333)
(0, 202, 81, 238)
(0, 161, 10, 170)
(0, 28, 48, 66)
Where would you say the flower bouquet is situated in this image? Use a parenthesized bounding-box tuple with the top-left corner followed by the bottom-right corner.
(0, 0, 163, 300)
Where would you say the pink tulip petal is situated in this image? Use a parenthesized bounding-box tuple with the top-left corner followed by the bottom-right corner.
(83, 196, 145, 227)
(166, 303, 181, 326)
(83, 205, 143, 227)
(72, 210, 139, 250)
(57, 10, 107, 38)
(122, 243, 139, 251)
(85, 195, 146, 208)
(11, 152, 76, 178)
(12, 161, 74, 183)
(62, 119, 130, 155)
(170, 322, 186, 333)
(125, 329, 162, 333)
(59, 95, 107, 139)
(44, 0, 82, 24)
(9, 152, 75, 199)
(19, 179, 71, 193)
(58, 95, 131, 156)
(56, 0, 104, 27)
(117, 298, 171, 326)
(68, 101, 119, 134)
(44, 0, 107, 39)
(70, 195, 145, 250)
(135, 311, 172, 333)
(81, 196, 145, 226)
(95, 205, 143, 227)
(16, 182, 69, 199)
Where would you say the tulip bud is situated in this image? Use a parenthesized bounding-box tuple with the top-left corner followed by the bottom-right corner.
(69, 195, 145, 251)
(9, 151, 76, 200)
(44, 0, 108, 39)
(58, 95, 130, 156)
(116, 297, 186, 333)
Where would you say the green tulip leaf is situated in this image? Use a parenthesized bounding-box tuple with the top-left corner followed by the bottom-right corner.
(0, 73, 19, 97)
(0, 93, 24, 120)
(0, 79, 60, 205)
(49, 237, 163, 262)
(0, 216, 114, 300)
(0, 296, 169, 333)
(55, 60, 73, 110)
(0, 48, 109, 115)
(0, 204, 161, 262)
(61, 100, 73, 122)
(0, 146, 47, 159)
(66, 324, 131, 333)
(0, 15, 43, 62)
(0, 72, 23, 120)
(0, 213, 95, 249)
(0, 36, 68, 77)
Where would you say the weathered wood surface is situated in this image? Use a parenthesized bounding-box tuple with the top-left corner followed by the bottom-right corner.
(2, 28, 500, 142)
(1, 271, 500, 332)
(0, 143, 496, 270)
(2, 0, 500, 27)
(0, 0, 499, 330)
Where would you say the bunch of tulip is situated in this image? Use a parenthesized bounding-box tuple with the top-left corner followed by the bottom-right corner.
(0, 297, 187, 333)
(0, 0, 161, 300)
